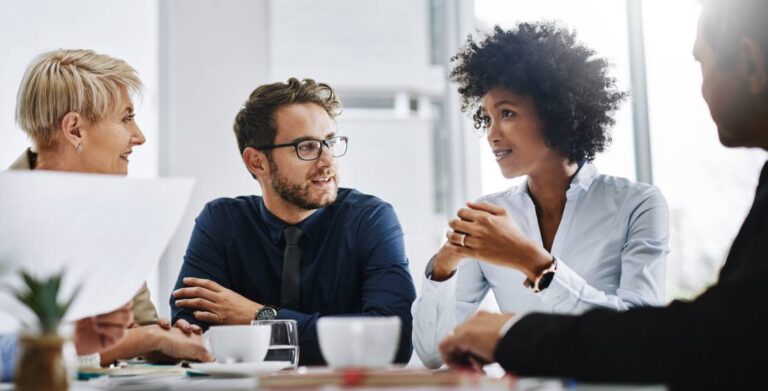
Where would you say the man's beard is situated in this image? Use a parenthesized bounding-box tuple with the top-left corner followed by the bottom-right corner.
(268, 157, 338, 210)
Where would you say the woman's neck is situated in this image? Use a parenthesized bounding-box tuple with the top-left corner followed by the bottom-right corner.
(526, 160, 580, 218)
(34, 148, 80, 173)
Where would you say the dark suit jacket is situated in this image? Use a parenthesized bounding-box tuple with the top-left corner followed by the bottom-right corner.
(495, 161, 768, 390)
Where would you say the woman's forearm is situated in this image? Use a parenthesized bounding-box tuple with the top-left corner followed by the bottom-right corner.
(98, 325, 159, 366)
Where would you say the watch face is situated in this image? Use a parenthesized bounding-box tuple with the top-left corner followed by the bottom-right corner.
(538, 271, 556, 290)
(257, 307, 277, 320)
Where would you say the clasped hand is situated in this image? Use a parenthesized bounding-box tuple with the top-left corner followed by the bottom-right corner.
(437, 201, 548, 280)
(73, 301, 134, 355)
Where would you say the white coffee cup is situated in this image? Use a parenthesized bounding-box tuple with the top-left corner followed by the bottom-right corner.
(205, 325, 271, 363)
(317, 316, 401, 368)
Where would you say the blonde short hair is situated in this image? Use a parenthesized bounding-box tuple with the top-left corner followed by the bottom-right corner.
(15, 49, 142, 150)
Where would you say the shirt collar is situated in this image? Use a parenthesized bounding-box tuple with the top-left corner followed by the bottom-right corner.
(258, 198, 330, 244)
(8, 148, 36, 170)
(508, 161, 598, 197)
(568, 161, 598, 193)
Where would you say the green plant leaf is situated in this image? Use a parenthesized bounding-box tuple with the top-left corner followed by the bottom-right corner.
(11, 270, 80, 335)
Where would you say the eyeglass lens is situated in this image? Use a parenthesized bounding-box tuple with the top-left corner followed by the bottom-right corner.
(296, 137, 347, 160)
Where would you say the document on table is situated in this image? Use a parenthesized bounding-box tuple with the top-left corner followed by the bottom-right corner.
(0, 171, 194, 333)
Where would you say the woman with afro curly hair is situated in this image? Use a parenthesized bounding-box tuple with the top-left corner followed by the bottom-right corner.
(412, 22, 669, 368)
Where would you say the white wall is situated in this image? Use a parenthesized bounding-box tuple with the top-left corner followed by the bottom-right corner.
(269, 0, 444, 95)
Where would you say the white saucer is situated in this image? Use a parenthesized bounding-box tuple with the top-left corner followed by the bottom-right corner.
(188, 361, 292, 377)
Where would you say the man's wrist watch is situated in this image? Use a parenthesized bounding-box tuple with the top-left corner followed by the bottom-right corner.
(524, 256, 557, 293)
(255, 305, 279, 321)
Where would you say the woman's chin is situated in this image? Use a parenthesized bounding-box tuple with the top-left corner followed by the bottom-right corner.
(499, 167, 524, 180)
(115, 159, 130, 175)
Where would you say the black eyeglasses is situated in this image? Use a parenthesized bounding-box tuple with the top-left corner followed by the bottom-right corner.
(257, 136, 349, 161)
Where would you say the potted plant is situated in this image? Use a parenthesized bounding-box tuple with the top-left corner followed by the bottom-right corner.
(12, 271, 78, 391)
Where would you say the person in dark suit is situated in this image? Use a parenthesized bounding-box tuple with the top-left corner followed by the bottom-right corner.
(438, 0, 768, 389)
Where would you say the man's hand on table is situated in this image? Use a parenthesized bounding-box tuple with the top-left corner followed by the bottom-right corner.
(439, 311, 515, 372)
(173, 277, 263, 325)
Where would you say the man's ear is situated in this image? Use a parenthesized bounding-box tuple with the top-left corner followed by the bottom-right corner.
(243, 147, 269, 179)
(59, 112, 84, 150)
(741, 38, 767, 96)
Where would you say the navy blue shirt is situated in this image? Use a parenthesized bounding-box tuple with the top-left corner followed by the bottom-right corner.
(171, 188, 416, 365)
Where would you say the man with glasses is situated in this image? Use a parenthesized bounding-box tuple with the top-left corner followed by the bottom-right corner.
(170, 78, 416, 366)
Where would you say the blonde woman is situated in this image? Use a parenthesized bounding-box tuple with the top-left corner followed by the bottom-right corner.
(8, 49, 212, 366)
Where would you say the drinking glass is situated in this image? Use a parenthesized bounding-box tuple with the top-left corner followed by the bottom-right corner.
(251, 319, 300, 369)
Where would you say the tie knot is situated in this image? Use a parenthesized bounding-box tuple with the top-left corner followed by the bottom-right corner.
(283, 226, 303, 246)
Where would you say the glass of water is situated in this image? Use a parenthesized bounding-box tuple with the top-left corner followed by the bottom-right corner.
(251, 319, 300, 369)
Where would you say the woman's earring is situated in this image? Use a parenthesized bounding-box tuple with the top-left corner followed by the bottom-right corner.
(75, 143, 82, 153)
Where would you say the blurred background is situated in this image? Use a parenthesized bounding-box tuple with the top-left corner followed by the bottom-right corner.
(2, 0, 766, 331)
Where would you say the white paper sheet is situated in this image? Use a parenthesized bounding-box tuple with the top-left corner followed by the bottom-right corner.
(0, 171, 194, 333)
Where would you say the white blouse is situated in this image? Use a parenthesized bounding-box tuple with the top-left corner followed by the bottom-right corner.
(412, 163, 669, 368)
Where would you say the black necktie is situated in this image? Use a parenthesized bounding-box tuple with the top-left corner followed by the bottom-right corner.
(281, 226, 303, 309)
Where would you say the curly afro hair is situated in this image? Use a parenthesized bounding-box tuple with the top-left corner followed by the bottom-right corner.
(450, 22, 627, 163)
